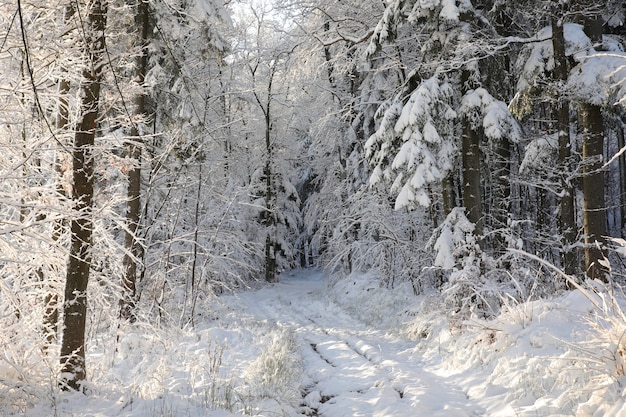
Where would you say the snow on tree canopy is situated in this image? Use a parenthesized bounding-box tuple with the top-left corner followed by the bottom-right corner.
(190, 0, 232, 52)
(408, 0, 473, 22)
(365, 77, 457, 210)
(366, 1, 402, 57)
(568, 51, 626, 107)
(460, 88, 521, 143)
(514, 24, 592, 94)
(519, 134, 558, 176)
(368, 0, 474, 56)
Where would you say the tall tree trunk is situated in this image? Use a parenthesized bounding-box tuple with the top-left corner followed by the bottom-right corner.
(580, 12, 608, 281)
(264, 119, 277, 282)
(441, 173, 456, 216)
(263, 67, 277, 283)
(460, 70, 483, 238)
(618, 120, 626, 237)
(462, 120, 483, 236)
(120, 0, 149, 322)
(551, 4, 578, 276)
(581, 104, 608, 280)
(60, 0, 107, 391)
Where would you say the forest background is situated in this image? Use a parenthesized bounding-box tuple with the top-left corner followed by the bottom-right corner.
(0, 0, 625, 412)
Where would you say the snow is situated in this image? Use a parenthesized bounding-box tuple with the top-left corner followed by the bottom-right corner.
(568, 51, 626, 106)
(406, 0, 473, 22)
(439, 0, 460, 22)
(366, 77, 457, 210)
(10, 268, 626, 416)
(427, 207, 476, 270)
(519, 134, 558, 175)
(515, 24, 593, 94)
(513, 23, 626, 109)
(461, 88, 521, 142)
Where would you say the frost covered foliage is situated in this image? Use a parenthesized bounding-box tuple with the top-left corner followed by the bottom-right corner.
(514, 24, 592, 93)
(426, 208, 544, 319)
(249, 154, 304, 271)
(512, 23, 626, 114)
(138, 155, 269, 326)
(318, 187, 436, 292)
(426, 208, 490, 317)
(569, 51, 626, 106)
(244, 328, 302, 402)
(366, 77, 457, 209)
(519, 134, 558, 177)
(460, 88, 521, 144)
(0, 0, 136, 391)
(426, 208, 478, 270)
(366, 0, 473, 56)
(408, 0, 473, 23)
(136, 0, 288, 324)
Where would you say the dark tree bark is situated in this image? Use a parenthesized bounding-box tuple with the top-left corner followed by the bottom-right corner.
(580, 104, 608, 280)
(460, 69, 483, 238)
(462, 119, 483, 237)
(490, 134, 511, 255)
(60, 0, 108, 391)
(551, 3, 578, 276)
(618, 120, 626, 236)
(441, 173, 456, 216)
(264, 98, 277, 283)
(256, 62, 278, 283)
(121, 0, 150, 322)
(580, 11, 608, 281)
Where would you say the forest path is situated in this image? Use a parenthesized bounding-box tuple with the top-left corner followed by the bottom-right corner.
(230, 269, 485, 417)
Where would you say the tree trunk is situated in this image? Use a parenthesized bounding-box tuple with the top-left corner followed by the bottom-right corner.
(264, 68, 277, 283)
(121, 0, 149, 322)
(580, 11, 608, 281)
(441, 173, 456, 217)
(580, 104, 608, 280)
(462, 120, 483, 237)
(460, 68, 483, 239)
(551, 5, 577, 276)
(45, 51, 72, 347)
(618, 120, 626, 237)
(60, 0, 107, 391)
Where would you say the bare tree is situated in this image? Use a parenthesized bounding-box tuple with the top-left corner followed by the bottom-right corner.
(60, 0, 108, 391)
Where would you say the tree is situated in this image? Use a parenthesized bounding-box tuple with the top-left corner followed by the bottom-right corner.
(579, 10, 608, 281)
(510, 0, 624, 279)
(365, 0, 520, 255)
(550, 0, 577, 276)
(135, 0, 272, 324)
(120, 0, 150, 322)
(234, 2, 303, 282)
(60, 0, 108, 390)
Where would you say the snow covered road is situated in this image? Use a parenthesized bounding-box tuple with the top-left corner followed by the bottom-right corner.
(229, 269, 485, 417)
(27, 268, 618, 417)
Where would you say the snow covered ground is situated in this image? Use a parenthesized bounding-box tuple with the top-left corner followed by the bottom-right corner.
(7, 268, 626, 416)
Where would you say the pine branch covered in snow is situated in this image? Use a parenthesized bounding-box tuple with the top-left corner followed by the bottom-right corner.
(365, 77, 457, 209)
(460, 87, 521, 143)
(426, 207, 478, 270)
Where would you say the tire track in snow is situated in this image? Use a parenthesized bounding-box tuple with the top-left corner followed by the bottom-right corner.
(234, 270, 485, 416)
